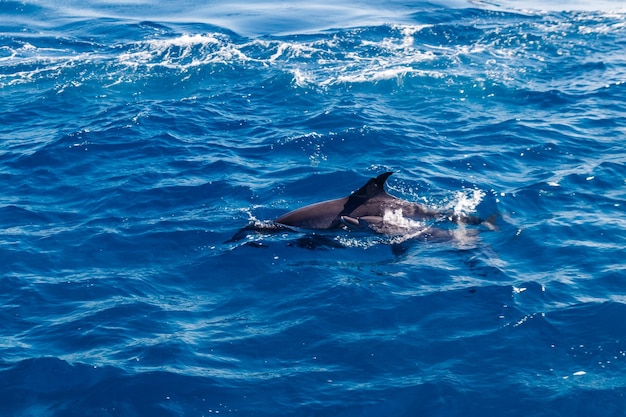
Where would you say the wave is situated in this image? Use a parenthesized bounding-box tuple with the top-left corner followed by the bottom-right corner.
(2, 8, 624, 96)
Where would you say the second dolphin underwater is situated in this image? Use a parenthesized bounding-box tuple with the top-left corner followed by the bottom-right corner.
(275, 172, 490, 235)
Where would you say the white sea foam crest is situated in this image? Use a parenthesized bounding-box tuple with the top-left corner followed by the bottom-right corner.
(0, 23, 481, 88)
(7, 13, 617, 91)
(118, 33, 248, 68)
(114, 25, 446, 86)
(450, 189, 485, 217)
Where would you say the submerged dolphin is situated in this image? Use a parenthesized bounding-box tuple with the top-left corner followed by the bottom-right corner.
(275, 172, 482, 234)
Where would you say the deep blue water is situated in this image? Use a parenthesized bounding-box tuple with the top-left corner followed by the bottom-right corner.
(2, 0, 626, 416)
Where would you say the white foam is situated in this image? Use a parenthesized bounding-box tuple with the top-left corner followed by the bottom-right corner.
(374, 209, 433, 244)
(110, 25, 443, 88)
(118, 33, 245, 69)
(450, 189, 485, 217)
(383, 209, 426, 231)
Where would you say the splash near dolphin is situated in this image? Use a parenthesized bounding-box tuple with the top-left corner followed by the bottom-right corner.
(275, 172, 486, 234)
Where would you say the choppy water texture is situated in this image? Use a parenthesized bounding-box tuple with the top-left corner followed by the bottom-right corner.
(1, 0, 626, 415)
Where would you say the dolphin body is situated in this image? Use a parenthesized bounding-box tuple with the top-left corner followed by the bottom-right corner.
(275, 172, 481, 234)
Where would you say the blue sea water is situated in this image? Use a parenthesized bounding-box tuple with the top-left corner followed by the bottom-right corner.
(1, 0, 626, 415)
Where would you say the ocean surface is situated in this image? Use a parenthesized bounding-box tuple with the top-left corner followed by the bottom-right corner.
(2, 0, 626, 415)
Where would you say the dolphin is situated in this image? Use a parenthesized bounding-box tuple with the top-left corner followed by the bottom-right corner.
(275, 172, 483, 234)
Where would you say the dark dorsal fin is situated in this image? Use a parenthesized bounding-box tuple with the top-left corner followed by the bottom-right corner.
(339, 172, 393, 216)
(352, 171, 393, 198)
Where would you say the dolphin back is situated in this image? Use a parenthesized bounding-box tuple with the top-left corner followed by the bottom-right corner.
(274, 197, 348, 229)
(274, 172, 394, 229)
